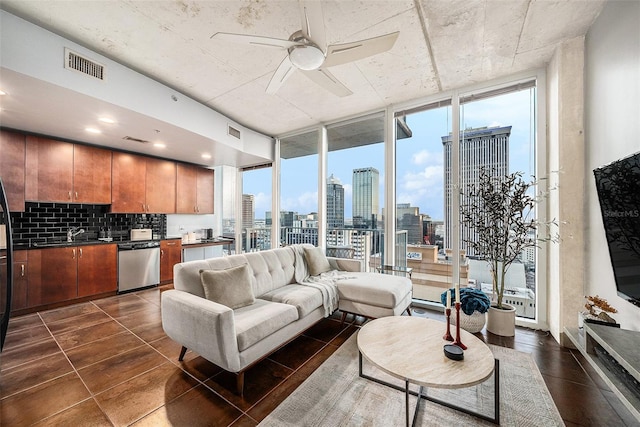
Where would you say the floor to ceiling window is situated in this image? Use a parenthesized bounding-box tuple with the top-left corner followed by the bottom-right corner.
(279, 130, 319, 247)
(326, 114, 386, 270)
(241, 164, 272, 252)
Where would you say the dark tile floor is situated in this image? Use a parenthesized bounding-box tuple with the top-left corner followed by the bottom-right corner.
(1, 286, 636, 426)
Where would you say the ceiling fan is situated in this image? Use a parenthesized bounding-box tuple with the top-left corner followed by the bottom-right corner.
(210, 1, 399, 97)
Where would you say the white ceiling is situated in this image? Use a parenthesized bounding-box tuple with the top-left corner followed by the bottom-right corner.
(0, 0, 605, 166)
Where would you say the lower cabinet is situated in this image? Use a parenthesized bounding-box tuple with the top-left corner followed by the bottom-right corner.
(182, 245, 223, 262)
(160, 239, 182, 283)
(27, 244, 117, 307)
(12, 250, 28, 311)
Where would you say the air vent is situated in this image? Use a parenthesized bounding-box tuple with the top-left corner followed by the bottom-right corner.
(122, 136, 150, 144)
(228, 125, 241, 140)
(64, 48, 105, 81)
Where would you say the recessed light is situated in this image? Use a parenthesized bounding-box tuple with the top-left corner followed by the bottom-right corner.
(85, 127, 101, 134)
(98, 117, 116, 124)
(153, 142, 166, 148)
(201, 153, 211, 159)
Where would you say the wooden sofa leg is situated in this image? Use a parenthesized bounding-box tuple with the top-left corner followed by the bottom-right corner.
(406, 306, 412, 316)
(178, 346, 187, 361)
(340, 311, 348, 327)
(236, 371, 245, 396)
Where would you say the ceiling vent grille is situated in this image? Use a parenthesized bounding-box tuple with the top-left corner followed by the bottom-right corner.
(122, 136, 150, 144)
(228, 125, 241, 140)
(64, 48, 105, 81)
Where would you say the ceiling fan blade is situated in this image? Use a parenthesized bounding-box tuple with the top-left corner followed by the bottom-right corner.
(301, 68, 353, 97)
(211, 32, 300, 49)
(323, 31, 399, 68)
(266, 56, 297, 94)
(300, 1, 327, 51)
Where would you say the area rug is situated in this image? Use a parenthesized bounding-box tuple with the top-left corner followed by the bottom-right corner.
(259, 333, 564, 426)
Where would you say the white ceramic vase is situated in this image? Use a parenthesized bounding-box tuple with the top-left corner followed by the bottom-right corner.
(486, 304, 516, 336)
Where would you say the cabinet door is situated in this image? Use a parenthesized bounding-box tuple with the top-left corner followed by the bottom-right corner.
(176, 163, 198, 213)
(73, 145, 112, 204)
(160, 239, 182, 283)
(111, 152, 146, 213)
(145, 158, 176, 213)
(25, 136, 74, 203)
(196, 168, 214, 214)
(0, 130, 26, 211)
(12, 250, 28, 311)
(77, 244, 117, 297)
(27, 248, 77, 307)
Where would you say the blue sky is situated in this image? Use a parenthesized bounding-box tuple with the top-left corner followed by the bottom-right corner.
(244, 89, 535, 221)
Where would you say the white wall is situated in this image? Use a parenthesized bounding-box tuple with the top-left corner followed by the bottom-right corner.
(585, 1, 640, 331)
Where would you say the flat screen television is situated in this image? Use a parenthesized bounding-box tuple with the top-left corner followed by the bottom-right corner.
(593, 151, 640, 307)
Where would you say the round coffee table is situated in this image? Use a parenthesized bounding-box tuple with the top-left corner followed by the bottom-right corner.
(357, 316, 499, 426)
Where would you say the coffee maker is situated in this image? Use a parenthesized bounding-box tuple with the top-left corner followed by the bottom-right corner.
(204, 228, 214, 239)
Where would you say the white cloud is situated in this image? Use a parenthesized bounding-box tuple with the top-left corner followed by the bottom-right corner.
(282, 191, 318, 214)
(412, 149, 439, 165)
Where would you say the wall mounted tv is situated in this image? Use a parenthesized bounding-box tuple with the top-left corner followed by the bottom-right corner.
(593, 151, 640, 307)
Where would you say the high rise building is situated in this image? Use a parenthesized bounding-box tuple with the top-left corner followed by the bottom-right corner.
(396, 203, 423, 244)
(352, 167, 379, 228)
(241, 194, 255, 230)
(442, 126, 512, 255)
(326, 174, 345, 229)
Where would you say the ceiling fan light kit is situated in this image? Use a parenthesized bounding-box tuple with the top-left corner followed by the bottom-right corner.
(211, 1, 399, 96)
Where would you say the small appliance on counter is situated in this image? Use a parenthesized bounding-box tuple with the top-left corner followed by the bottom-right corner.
(131, 228, 153, 241)
(205, 228, 214, 239)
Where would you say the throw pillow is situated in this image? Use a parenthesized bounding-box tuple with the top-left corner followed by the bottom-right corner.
(303, 246, 331, 276)
(200, 264, 255, 309)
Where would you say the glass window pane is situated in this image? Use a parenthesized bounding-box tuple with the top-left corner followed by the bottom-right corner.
(396, 104, 454, 301)
(459, 85, 537, 319)
(242, 166, 271, 252)
(279, 130, 319, 247)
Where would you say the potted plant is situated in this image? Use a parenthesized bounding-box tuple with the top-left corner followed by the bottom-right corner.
(459, 168, 556, 336)
(440, 287, 491, 333)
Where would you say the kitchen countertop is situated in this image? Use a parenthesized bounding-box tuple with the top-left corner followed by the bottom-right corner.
(15, 237, 234, 251)
(181, 238, 233, 248)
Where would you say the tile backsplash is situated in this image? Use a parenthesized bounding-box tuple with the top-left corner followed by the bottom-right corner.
(10, 202, 166, 246)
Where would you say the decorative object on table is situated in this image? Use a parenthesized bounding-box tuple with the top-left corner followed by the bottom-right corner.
(453, 300, 468, 350)
(443, 290, 454, 341)
(443, 344, 464, 361)
(582, 295, 619, 327)
(459, 167, 558, 336)
(441, 287, 491, 333)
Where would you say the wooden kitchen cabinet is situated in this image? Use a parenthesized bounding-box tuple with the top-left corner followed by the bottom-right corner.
(27, 247, 78, 306)
(160, 239, 182, 283)
(12, 250, 28, 311)
(111, 152, 176, 213)
(145, 157, 176, 213)
(25, 136, 112, 204)
(25, 136, 74, 203)
(176, 163, 214, 214)
(73, 144, 112, 204)
(77, 244, 117, 297)
(0, 130, 26, 211)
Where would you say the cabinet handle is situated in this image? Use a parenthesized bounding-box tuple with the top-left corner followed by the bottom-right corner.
(75, 191, 78, 200)
(72, 248, 76, 259)
(21, 264, 25, 277)
(160, 249, 164, 258)
(79, 248, 83, 258)
(68, 191, 72, 200)
(167, 242, 176, 246)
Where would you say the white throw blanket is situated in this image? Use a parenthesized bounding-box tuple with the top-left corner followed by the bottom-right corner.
(300, 271, 340, 317)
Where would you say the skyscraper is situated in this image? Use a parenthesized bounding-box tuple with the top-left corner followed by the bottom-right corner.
(326, 174, 345, 229)
(352, 167, 379, 229)
(442, 126, 512, 255)
(242, 194, 255, 230)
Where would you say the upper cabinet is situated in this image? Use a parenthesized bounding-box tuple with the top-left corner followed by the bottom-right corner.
(25, 136, 112, 204)
(0, 130, 26, 211)
(176, 164, 214, 214)
(111, 152, 176, 213)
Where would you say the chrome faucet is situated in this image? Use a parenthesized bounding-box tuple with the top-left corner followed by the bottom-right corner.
(67, 227, 85, 242)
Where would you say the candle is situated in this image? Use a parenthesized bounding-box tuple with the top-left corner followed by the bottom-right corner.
(455, 283, 460, 304)
(446, 290, 451, 309)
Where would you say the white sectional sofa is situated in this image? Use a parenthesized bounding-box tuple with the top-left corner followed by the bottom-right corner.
(161, 243, 412, 395)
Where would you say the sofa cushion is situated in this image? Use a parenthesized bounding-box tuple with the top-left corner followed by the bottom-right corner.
(304, 246, 331, 276)
(336, 272, 412, 309)
(234, 299, 299, 352)
(259, 284, 324, 317)
(200, 264, 255, 309)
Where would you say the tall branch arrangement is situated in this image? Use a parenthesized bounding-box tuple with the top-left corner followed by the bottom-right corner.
(459, 168, 556, 309)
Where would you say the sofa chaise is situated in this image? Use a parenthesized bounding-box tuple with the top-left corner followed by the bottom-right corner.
(161, 243, 412, 395)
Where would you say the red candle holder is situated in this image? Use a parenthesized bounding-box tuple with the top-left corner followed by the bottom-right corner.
(453, 302, 468, 350)
(443, 308, 454, 341)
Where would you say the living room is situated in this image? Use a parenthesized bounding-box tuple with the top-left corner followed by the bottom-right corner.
(1, 1, 639, 425)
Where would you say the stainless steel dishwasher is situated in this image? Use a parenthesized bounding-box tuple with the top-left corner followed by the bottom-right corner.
(117, 241, 160, 292)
